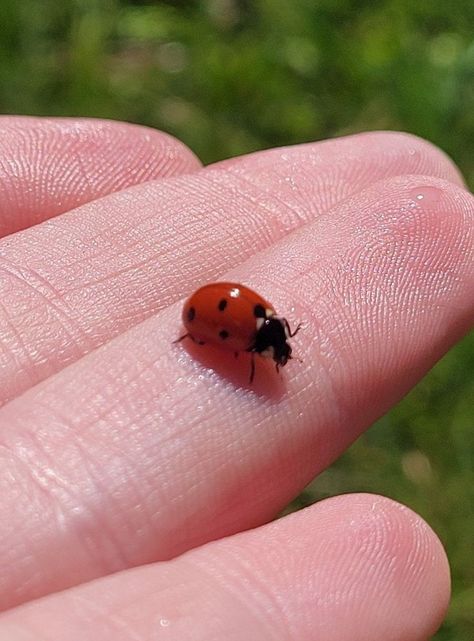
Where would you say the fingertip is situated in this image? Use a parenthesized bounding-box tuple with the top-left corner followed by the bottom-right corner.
(0, 117, 201, 236)
(220, 493, 451, 641)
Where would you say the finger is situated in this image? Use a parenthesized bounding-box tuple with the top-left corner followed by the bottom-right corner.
(0, 495, 450, 641)
(0, 132, 464, 404)
(0, 175, 471, 609)
(0, 116, 201, 237)
(212, 129, 464, 188)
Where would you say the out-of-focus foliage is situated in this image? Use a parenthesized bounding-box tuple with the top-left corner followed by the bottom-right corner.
(1, 0, 473, 182)
(0, 1, 472, 639)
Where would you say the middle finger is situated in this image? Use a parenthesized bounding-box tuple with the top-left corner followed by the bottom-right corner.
(0, 132, 462, 404)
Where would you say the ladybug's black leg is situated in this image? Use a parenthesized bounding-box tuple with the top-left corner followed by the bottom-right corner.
(173, 333, 189, 344)
(173, 334, 205, 346)
(284, 319, 302, 338)
(249, 352, 256, 384)
(275, 362, 280, 374)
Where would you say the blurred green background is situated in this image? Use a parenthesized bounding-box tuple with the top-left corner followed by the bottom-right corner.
(0, 0, 472, 638)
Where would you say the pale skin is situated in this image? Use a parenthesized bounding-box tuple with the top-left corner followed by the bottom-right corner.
(0, 117, 472, 640)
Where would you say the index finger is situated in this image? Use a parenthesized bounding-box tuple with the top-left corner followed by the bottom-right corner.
(0, 172, 472, 610)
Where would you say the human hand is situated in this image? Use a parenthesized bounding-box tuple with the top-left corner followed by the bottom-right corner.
(0, 117, 472, 640)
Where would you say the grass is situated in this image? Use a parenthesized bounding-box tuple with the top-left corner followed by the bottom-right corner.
(0, 1, 472, 638)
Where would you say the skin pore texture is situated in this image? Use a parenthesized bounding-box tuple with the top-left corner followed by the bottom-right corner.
(0, 117, 472, 640)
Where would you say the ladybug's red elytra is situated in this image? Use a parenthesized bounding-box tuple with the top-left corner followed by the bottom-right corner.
(174, 282, 301, 382)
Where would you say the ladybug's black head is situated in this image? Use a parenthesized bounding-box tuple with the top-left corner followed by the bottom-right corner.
(252, 317, 293, 367)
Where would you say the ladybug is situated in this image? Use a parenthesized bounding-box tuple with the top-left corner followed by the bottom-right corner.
(174, 282, 301, 382)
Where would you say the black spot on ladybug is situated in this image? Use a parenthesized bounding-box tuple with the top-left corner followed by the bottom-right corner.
(187, 307, 196, 322)
(218, 299, 227, 311)
(219, 329, 229, 340)
(254, 304, 266, 318)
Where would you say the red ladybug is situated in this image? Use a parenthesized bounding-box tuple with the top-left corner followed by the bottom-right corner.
(175, 282, 301, 382)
